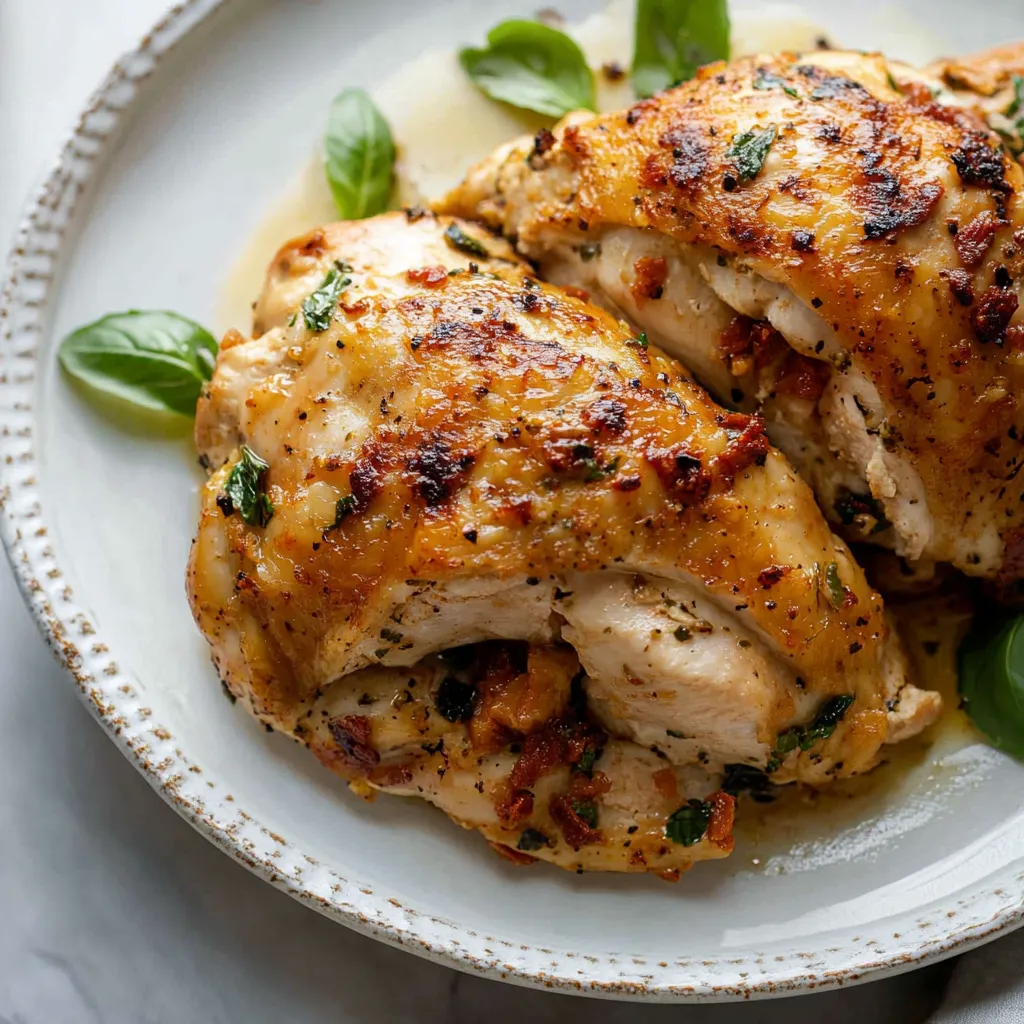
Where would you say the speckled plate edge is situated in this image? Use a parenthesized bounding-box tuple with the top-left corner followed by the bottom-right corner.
(2, 0, 1023, 1002)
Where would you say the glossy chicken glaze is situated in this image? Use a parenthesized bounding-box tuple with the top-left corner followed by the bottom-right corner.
(188, 212, 939, 872)
(442, 50, 1024, 583)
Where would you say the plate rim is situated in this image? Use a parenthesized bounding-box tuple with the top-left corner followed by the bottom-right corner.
(2, 0, 1023, 1002)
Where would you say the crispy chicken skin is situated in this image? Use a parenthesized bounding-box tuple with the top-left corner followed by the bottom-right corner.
(188, 212, 939, 870)
(441, 50, 1024, 584)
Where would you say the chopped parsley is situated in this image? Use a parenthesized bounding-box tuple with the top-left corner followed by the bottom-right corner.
(626, 331, 649, 349)
(726, 125, 776, 183)
(223, 445, 274, 527)
(665, 799, 712, 846)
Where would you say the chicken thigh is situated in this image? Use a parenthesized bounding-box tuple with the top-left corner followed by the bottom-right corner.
(188, 211, 939, 868)
(441, 50, 1024, 586)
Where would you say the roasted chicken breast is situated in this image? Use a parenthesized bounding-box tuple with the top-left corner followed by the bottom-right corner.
(441, 50, 1024, 586)
(188, 211, 939, 871)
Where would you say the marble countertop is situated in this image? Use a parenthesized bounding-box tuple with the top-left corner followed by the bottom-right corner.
(0, 1, 949, 1020)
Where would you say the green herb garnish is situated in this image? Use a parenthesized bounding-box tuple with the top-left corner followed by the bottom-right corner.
(665, 798, 712, 846)
(626, 332, 649, 349)
(582, 455, 620, 482)
(224, 446, 274, 527)
(517, 828, 551, 851)
(574, 745, 598, 775)
(833, 489, 888, 534)
(1008, 74, 1024, 121)
(302, 265, 351, 332)
(435, 677, 476, 722)
(323, 493, 358, 535)
(460, 19, 596, 118)
(823, 561, 845, 609)
(325, 88, 395, 220)
(58, 310, 217, 418)
(769, 695, 855, 770)
(752, 67, 798, 98)
(443, 222, 491, 259)
(722, 763, 777, 803)
(631, 0, 730, 99)
(571, 799, 599, 829)
(959, 612, 1024, 759)
(726, 125, 777, 183)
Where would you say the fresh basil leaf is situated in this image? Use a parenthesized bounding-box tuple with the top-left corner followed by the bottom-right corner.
(224, 445, 274, 527)
(665, 798, 712, 846)
(632, 0, 730, 99)
(325, 87, 396, 220)
(443, 222, 491, 259)
(58, 310, 217, 417)
(302, 265, 351, 332)
(959, 612, 1024, 759)
(726, 125, 777, 183)
(460, 19, 596, 118)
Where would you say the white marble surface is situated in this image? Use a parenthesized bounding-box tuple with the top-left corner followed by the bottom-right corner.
(0, 1, 954, 1020)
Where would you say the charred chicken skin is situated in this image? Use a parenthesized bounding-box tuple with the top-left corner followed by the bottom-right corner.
(188, 211, 939, 872)
(441, 50, 1024, 586)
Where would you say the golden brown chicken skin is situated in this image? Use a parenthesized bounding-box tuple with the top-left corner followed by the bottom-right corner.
(442, 51, 1024, 586)
(187, 212, 939, 872)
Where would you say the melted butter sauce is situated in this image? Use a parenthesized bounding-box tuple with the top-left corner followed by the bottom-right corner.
(216, 1, 983, 871)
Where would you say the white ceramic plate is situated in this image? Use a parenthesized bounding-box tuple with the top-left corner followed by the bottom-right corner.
(4, 0, 1024, 1002)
